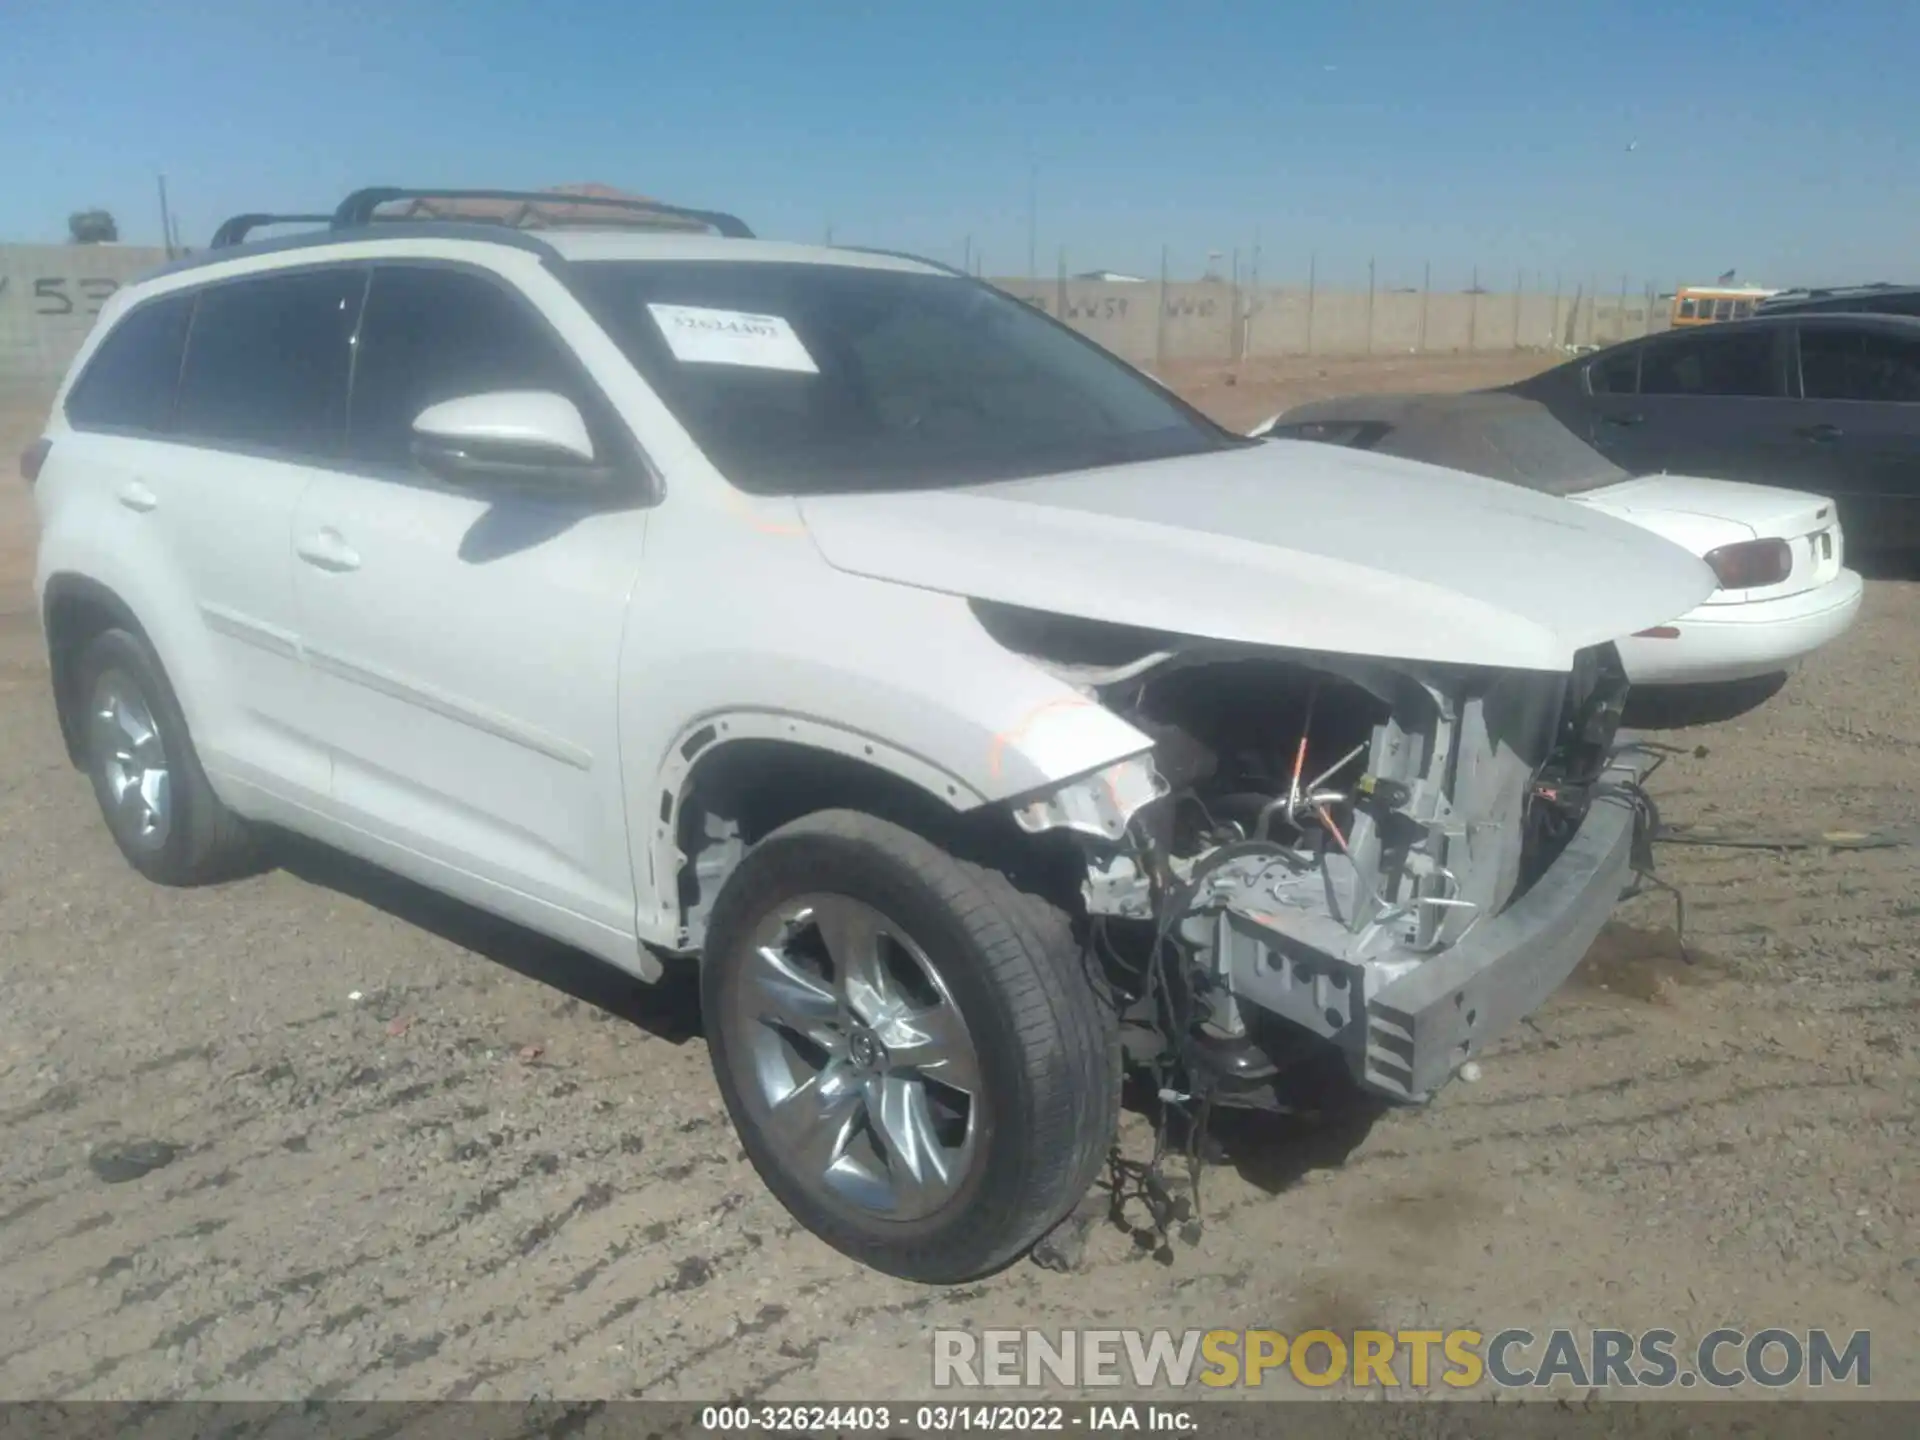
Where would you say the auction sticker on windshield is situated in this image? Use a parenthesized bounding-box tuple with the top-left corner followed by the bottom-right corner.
(646, 303, 820, 373)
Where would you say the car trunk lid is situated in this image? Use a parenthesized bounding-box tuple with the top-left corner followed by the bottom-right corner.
(1574, 474, 1843, 603)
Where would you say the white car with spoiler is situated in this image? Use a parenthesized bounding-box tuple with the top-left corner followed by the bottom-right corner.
(1257, 392, 1863, 710)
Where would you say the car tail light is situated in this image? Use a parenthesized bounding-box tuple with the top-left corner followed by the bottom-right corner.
(1704, 537, 1791, 589)
(19, 438, 50, 485)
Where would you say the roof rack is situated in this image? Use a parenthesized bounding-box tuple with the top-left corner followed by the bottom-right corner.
(331, 187, 754, 239)
(209, 213, 334, 249)
(1757, 281, 1909, 307)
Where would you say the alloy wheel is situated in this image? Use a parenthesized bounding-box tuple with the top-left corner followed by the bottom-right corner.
(728, 893, 983, 1222)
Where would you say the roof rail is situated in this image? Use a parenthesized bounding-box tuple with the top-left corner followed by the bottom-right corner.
(331, 187, 754, 239)
(1758, 281, 1906, 305)
(209, 213, 334, 249)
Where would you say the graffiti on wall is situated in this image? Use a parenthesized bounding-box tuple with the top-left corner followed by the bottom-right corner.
(1005, 290, 1223, 322)
(0, 274, 123, 316)
(1162, 295, 1217, 319)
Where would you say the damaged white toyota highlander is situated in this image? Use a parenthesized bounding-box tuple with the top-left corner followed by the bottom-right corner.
(28, 189, 1718, 1284)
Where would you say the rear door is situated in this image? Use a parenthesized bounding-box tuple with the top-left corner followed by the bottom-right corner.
(60, 266, 364, 800)
(1584, 325, 1790, 481)
(1780, 321, 1920, 548)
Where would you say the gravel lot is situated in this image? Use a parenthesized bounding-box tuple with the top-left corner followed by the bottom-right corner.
(2, 356, 1915, 1402)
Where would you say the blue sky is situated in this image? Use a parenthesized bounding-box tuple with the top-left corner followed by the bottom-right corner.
(4, 0, 1915, 289)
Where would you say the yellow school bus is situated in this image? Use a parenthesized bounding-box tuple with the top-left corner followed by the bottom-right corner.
(1669, 284, 1779, 327)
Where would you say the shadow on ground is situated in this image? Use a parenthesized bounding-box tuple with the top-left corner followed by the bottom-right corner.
(269, 832, 705, 1045)
(1623, 672, 1789, 730)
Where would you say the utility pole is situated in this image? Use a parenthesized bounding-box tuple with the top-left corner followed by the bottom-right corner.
(1365, 258, 1376, 354)
(1232, 248, 1243, 364)
(1155, 245, 1169, 371)
(1305, 251, 1318, 356)
(157, 174, 176, 259)
(1418, 260, 1431, 352)
(1026, 156, 1038, 278)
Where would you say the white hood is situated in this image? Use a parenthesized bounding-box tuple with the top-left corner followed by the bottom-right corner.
(798, 442, 1719, 673)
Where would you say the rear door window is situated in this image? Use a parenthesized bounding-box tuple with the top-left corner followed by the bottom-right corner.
(1798, 327, 1920, 403)
(1640, 329, 1779, 398)
(64, 293, 194, 433)
(174, 267, 366, 458)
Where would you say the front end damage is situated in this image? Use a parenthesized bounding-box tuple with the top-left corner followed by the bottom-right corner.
(984, 602, 1651, 1107)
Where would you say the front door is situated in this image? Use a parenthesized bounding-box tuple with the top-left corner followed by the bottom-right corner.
(1775, 322, 1920, 548)
(291, 260, 653, 943)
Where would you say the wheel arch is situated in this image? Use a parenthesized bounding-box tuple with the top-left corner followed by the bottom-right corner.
(645, 714, 1092, 955)
(41, 573, 154, 768)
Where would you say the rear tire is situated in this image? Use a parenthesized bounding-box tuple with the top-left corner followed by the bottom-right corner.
(75, 628, 259, 886)
(701, 808, 1119, 1283)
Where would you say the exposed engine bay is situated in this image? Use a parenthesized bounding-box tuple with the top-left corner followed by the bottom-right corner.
(979, 601, 1639, 1111)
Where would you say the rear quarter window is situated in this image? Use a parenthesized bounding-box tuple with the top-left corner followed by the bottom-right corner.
(1586, 348, 1640, 395)
(63, 293, 194, 433)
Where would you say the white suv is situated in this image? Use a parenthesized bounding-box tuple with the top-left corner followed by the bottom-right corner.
(29, 188, 1716, 1283)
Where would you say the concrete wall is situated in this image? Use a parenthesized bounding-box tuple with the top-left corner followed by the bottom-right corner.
(0, 240, 1668, 401)
(993, 278, 1670, 366)
(0, 244, 172, 403)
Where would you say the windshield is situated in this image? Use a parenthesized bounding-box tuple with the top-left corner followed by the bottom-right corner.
(568, 259, 1244, 494)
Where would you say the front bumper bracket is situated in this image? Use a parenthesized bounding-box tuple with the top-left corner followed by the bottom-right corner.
(1354, 739, 1654, 1102)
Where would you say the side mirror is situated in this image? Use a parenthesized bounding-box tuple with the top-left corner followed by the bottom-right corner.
(410, 391, 611, 490)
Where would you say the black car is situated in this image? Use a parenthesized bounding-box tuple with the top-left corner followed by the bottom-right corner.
(1505, 313, 1920, 549)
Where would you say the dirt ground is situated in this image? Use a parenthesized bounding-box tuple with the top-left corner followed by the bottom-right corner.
(1, 356, 1915, 1403)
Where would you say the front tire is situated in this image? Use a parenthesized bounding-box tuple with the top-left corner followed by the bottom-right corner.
(75, 628, 258, 886)
(701, 809, 1119, 1283)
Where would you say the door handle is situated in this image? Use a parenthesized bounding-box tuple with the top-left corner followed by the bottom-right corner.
(1600, 413, 1645, 428)
(1796, 423, 1843, 443)
(116, 481, 159, 512)
(295, 529, 361, 573)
